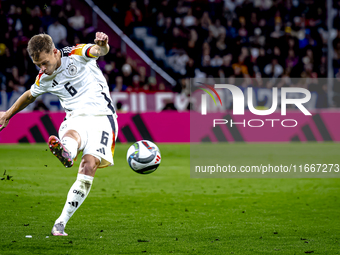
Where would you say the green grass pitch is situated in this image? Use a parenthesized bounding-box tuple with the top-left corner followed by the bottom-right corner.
(0, 143, 340, 254)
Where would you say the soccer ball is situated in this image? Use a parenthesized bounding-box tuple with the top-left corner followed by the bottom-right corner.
(126, 140, 161, 174)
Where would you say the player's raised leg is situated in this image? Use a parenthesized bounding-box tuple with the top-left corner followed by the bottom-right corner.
(51, 115, 116, 236)
(51, 154, 100, 236)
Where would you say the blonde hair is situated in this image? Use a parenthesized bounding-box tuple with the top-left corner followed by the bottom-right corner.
(27, 34, 54, 61)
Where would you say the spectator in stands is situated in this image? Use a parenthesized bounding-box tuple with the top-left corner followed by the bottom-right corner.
(186, 29, 201, 64)
(201, 42, 211, 67)
(130, 74, 142, 92)
(68, 9, 85, 31)
(200, 12, 212, 35)
(214, 32, 228, 56)
(219, 54, 234, 78)
(225, 19, 238, 39)
(318, 55, 327, 78)
(168, 49, 189, 76)
(158, 82, 166, 91)
(158, 17, 173, 46)
(224, 0, 243, 13)
(185, 58, 196, 78)
(103, 61, 119, 88)
(270, 21, 284, 40)
(122, 63, 134, 86)
(63, 2, 75, 19)
(41, 7, 54, 31)
(273, 46, 285, 67)
(256, 48, 268, 75)
(12, 30, 29, 53)
(47, 19, 68, 48)
(232, 55, 249, 77)
(167, 26, 186, 51)
(7, 80, 17, 93)
(183, 8, 196, 28)
(286, 49, 299, 72)
(210, 18, 226, 39)
(112, 76, 127, 92)
(0, 74, 6, 91)
(179, 77, 190, 96)
(264, 58, 284, 78)
(125, 0, 143, 34)
(29, 6, 43, 35)
(0, 1, 162, 102)
(138, 66, 148, 86)
(238, 16, 248, 39)
(56, 9, 71, 34)
(113, 48, 126, 70)
(155, 12, 166, 35)
(148, 76, 158, 91)
(174, 0, 189, 17)
(0, 0, 337, 108)
(10, 66, 20, 85)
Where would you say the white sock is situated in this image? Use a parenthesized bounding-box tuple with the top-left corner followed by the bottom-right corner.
(61, 137, 78, 159)
(55, 174, 94, 227)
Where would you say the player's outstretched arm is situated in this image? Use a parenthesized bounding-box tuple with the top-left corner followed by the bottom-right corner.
(90, 32, 110, 57)
(0, 90, 36, 131)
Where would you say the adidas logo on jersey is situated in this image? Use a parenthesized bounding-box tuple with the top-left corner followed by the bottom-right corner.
(96, 148, 105, 155)
(68, 201, 79, 208)
(52, 80, 58, 88)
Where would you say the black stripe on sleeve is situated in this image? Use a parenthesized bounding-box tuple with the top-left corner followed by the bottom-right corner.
(85, 46, 95, 58)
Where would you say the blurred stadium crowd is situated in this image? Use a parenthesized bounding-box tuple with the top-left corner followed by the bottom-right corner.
(96, 0, 340, 106)
(0, 0, 168, 95)
(1, 0, 340, 107)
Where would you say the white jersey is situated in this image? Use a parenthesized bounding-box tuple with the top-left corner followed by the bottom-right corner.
(30, 44, 117, 118)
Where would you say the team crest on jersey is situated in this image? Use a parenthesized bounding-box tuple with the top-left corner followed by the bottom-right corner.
(67, 64, 78, 76)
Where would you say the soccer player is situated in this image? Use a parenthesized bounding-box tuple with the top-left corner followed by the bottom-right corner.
(0, 32, 118, 236)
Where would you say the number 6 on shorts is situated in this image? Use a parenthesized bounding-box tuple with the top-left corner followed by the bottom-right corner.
(100, 131, 109, 146)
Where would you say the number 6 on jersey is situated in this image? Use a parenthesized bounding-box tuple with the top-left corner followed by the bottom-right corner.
(64, 82, 77, 97)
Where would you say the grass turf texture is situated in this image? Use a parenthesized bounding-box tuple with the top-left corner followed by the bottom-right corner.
(0, 143, 339, 254)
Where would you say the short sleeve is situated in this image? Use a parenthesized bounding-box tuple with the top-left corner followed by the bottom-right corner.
(30, 72, 47, 97)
